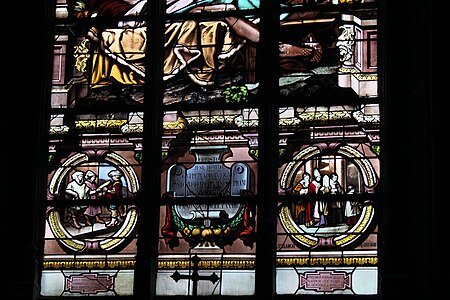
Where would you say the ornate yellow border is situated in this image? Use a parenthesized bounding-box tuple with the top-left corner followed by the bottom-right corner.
(279, 144, 378, 249)
(47, 151, 140, 253)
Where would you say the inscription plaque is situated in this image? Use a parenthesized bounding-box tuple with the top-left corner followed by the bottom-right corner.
(167, 145, 250, 198)
(299, 271, 350, 292)
(162, 145, 255, 247)
(66, 273, 114, 294)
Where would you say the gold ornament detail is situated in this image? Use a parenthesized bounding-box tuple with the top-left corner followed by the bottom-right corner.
(73, 39, 90, 73)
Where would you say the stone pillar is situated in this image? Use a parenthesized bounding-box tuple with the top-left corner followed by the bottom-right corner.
(338, 12, 377, 98)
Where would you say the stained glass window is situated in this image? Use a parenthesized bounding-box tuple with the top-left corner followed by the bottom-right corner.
(39, 0, 380, 297)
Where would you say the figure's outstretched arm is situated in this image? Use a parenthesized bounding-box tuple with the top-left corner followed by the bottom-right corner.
(224, 16, 260, 43)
